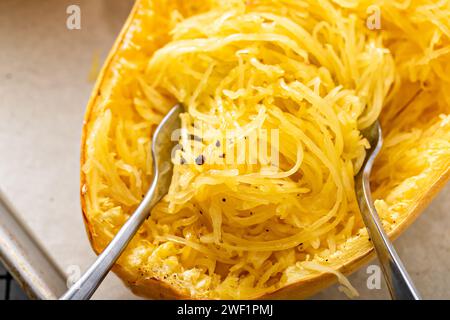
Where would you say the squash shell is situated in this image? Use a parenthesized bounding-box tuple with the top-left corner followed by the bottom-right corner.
(80, 0, 450, 299)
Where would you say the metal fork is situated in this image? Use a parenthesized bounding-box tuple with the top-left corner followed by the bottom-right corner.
(60, 104, 183, 300)
(355, 121, 421, 300)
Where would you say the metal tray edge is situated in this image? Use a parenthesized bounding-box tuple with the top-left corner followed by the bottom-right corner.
(0, 189, 67, 300)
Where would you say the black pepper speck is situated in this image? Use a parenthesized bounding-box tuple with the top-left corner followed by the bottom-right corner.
(195, 155, 205, 165)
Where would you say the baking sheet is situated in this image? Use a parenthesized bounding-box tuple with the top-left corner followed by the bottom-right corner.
(0, 0, 449, 299)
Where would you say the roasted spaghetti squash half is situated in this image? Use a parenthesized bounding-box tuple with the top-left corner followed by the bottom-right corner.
(81, 0, 450, 299)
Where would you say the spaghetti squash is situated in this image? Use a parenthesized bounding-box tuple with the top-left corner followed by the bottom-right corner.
(81, 0, 450, 299)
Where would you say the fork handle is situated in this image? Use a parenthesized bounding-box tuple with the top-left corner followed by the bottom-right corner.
(356, 173, 421, 300)
(60, 175, 161, 300)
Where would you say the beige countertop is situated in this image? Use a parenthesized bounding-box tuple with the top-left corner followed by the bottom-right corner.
(0, 0, 448, 299)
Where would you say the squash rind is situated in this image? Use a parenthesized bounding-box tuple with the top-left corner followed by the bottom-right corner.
(80, 0, 450, 299)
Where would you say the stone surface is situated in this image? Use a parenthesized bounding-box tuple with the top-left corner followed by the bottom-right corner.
(0, 0, 448, 300)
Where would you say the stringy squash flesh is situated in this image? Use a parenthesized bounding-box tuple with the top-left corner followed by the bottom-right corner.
(81, 0, 450, 299)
